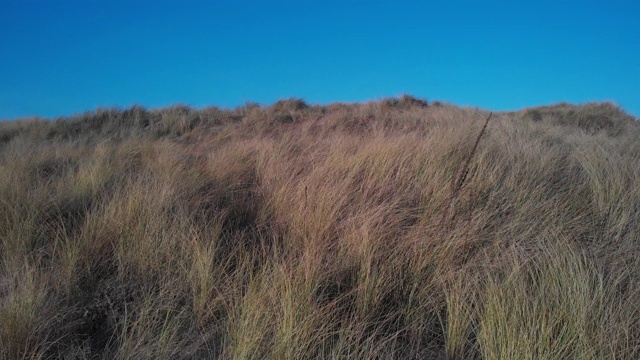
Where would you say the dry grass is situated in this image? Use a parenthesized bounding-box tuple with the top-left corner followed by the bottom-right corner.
(0, 97, 639, 359)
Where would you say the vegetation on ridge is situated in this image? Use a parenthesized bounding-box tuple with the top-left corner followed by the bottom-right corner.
(0, 96, 639, 359)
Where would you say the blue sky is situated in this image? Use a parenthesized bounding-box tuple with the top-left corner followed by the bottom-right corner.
(1, 0, 639, 120)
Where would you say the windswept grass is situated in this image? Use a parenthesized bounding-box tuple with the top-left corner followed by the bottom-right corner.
(0, 97, 639, 358)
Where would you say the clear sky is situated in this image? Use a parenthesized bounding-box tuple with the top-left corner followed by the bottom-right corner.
(1, 0, 639, 120)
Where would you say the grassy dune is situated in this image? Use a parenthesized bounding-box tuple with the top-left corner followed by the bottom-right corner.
(0, 96, 639, 359)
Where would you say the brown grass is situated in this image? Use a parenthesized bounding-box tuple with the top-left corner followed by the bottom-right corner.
(0, 97, 639, 359)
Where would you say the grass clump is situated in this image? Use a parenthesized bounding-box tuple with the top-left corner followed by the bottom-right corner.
(0, 97, 639, 358)
(383, 94, 429, 109)
(519, 101, 637, 135)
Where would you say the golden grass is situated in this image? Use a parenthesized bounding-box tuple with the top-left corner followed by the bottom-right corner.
(0, 97, 639, 358)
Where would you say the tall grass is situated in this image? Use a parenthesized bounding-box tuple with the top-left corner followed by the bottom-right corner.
(0, 97, 638, 358)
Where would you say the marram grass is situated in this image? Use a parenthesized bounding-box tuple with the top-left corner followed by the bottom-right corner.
(0, 97, 639, 359)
